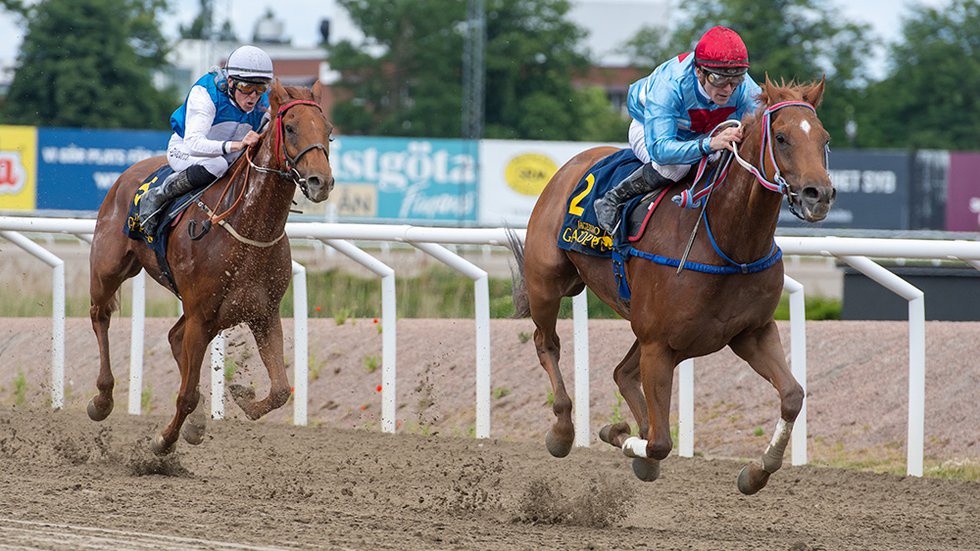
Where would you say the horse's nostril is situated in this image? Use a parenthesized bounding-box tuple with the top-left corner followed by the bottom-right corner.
(830, 188, 837, 202)
(307, 176, 320, 190)
(802, 187, 819, 200)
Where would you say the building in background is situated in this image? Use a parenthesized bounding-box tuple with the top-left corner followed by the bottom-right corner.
(161, 11, 336, 114)
(159, 1, 670, 122)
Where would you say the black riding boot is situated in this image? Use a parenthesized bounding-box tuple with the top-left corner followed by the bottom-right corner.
(594, 163, 673, 233)
(138, 168, 200, 236)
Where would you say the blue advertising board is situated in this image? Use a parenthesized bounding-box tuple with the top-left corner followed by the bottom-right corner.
(330, 136, 478, 224)
(777, 149, 911, 230)
(36, 127, 169, 212)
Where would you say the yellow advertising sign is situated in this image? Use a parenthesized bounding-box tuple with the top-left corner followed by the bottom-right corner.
(504, 153, 557, 196)
(0, 125, 37, 211)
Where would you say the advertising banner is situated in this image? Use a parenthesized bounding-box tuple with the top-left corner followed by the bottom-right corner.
(778, 150, 911, 230)
(328, 136, 478, 224)
(36, 128, 169, 212)
(478, 139, 623, 227)
(0, 125, 38, 212)
(945, 152, 980, 232)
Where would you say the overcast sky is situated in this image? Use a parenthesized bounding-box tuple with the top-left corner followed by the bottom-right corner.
(0, 0, 953, 77)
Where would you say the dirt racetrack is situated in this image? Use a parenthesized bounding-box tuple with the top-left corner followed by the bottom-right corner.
(1, 318, 979, 549)
(1, 405, 978, 551)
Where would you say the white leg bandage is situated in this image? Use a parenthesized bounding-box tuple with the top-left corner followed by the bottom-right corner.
(762, 418, 793, 473)
(622, 436, 648, 458)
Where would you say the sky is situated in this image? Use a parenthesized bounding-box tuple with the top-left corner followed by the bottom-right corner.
(0, 0, 953, 77)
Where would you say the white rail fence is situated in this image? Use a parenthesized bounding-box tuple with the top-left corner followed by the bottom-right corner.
(3, 215, 980, 477)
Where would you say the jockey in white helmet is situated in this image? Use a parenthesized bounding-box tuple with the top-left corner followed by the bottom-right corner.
(139, 45, 274, 235)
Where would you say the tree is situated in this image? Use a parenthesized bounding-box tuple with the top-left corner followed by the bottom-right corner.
(179, 0, 214, 40)
(624, 0, 871, 145)
(327, 0, 626, 140)
(855, 0, 980, 149)
(327, 0, 468, 137)
(1, 0, 175, 129)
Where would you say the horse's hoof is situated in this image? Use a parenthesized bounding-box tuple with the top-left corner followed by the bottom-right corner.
(150, 434, 175, 456)
(228, 384, 260, 419)
(181, 419, 206, 446)
(87, 396, 113, 421)
(632, 457, 661, 482)
(737, 463, 771, 495)
(545, 429, 574, 458)
(599, 422, 631, 447)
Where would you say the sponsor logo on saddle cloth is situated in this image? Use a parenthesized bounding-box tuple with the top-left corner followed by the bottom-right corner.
(125, 164, 176, 244)
(557, 149, 642, 258)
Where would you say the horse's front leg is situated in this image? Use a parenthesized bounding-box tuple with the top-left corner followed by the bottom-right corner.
(229, 315, 290, 420)
(728, 320, 805, 495)
(608, 341, 675, 482)
(152, 316, 211, 455)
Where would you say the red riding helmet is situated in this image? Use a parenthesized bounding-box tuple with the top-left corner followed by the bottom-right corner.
(694, 26, 749, 75)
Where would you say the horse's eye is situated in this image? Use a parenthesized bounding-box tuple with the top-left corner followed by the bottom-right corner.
(285, 124, 296, 135)
(775, 133, 787, 145)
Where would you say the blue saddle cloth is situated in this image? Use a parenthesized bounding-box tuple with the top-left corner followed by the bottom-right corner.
(124, 165, 204, 296)
(556, 148, 644, 258)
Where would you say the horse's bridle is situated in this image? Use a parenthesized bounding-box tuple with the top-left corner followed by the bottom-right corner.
(192, 99, 331, 245)
(247, 99, 331, 198)
(730, 100, 829, 220)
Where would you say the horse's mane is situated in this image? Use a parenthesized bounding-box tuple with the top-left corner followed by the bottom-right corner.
(740, 76, 825, 144)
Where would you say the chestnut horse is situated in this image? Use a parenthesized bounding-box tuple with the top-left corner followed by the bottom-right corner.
(88, 80, 334, 455)
(510, 78, 834, 494)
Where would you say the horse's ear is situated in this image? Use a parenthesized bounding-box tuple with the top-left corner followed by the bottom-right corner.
(802, 75, 826, 109)
(269, 79, 290, 114)
(758, 72, 774, 106)
(312, 80, 323, 104)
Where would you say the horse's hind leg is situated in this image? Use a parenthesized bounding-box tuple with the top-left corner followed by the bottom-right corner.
(525, 276, 581, 457)
(87, 246, 140, 421)
(599, 340, 648, 446)
(728, 320, 804, 495)
(229, 315, 290, 420)
(153, 316, 212, 455)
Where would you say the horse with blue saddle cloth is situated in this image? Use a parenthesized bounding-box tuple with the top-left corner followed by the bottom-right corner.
(510, 78, 836, 497)
(87, 80, 335, 458)
(125, 165, 211, 294)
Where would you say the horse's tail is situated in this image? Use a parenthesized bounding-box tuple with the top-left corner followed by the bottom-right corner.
(505, 227, 531, 318)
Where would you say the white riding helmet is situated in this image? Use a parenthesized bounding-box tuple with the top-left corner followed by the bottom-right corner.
(225, 45, 274, 82)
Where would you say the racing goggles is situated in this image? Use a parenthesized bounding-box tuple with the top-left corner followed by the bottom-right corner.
(703, 69, 745, 88)
(231, 79, 269, 96)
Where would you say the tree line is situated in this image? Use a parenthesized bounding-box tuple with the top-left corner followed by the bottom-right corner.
(1, 0, 978, 151)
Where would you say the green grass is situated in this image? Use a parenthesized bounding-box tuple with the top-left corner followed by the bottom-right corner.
(13, 372, 26, 406)
(1, 265, 841, 320)
(223, 358, 238, 382)
(141, 388, 153, 413)
(363, 355, 379, 373)
(773, 294, 841, 320)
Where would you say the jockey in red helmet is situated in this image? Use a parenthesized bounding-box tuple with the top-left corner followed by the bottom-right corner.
(594, 26, 762, 234)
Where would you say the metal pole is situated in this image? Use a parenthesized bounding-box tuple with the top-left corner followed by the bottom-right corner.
(291, 261, 309, 426)
(572, 290, 590, 447)
(784, 275, 808, 465)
